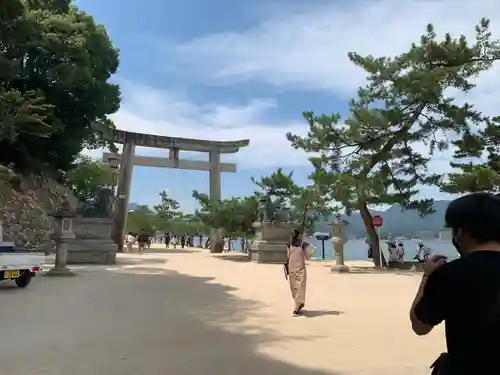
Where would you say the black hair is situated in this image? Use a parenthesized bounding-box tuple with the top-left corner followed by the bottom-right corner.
(289, 228, 302, 247)
(445, 193, 500, 244)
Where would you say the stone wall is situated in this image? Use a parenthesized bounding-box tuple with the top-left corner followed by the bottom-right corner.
(0, 165, 76, 251)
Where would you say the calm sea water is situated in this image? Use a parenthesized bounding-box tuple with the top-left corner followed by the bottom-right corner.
(189, 237, 459, 261)
(305, 238, 459, 261)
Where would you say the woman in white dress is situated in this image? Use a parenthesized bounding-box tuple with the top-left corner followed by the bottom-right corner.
(171, 236, 178, 250)
(125, 232, 135, 253)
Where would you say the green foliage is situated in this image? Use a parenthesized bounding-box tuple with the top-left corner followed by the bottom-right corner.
(169, 213, 208, 235)
(251, 168, 296, 215)
(126, 205, 156, 234)
(125, 205, 210, 237)
(290, 19, 500, 215)
(65, 155, 114, 203)
(442, 115, 500, 193)
(287, 18, 500, 266)
(443, 164, 500, 194)
(153, 190, 181, 230)
(191, 169, 334, 236)
(252, 168, 335, 234)
(292, 185, 336, 234)
(125, 205, 209, 236)
(192, 190, 258, 236)
(252, 168, 297, 199)
(0, 0, 120, 174)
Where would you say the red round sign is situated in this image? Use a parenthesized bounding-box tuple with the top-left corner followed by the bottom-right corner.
(372, 215, 383, 228)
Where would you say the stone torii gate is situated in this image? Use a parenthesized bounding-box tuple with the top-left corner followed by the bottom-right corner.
(103, 129, 250, 248)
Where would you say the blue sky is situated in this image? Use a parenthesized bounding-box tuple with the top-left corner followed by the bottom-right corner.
(80, 0, 500, 212)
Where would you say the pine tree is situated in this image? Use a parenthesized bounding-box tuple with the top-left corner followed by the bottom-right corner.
(442, 116, 500, 193)
(288, 19, 500, 267)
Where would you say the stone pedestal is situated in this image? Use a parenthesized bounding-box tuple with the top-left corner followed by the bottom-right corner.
(46, 266, 75, 277)
(67, 218, 117, 264)
(329, 222, 350, 273)
(330, 264, 350, 273)
(249, 221, 293, 263)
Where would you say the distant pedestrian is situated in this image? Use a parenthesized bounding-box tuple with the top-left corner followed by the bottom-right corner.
(165, 232, 171, 249)
(423, 244, 432, 260)
(366, 238, 373, 259)
(125, 232, 135, 253)
(137, 229, 148, 254)
(388, 242, 399, 266)
(414, 241, 425, 262)
(171, 236, 178, 250)
(397, 242, 405, 262)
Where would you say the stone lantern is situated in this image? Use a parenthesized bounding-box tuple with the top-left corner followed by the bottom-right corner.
(329, 215, 350, 273)
(46, 195, 77, 277)
(107, 154, 120, 197)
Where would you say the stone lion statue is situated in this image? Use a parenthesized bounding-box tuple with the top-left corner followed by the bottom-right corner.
(257, 195, 289, 222)
(77, 188, 115, 218)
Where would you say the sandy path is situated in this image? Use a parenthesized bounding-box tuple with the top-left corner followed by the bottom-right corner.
(0, 248, 444, 374)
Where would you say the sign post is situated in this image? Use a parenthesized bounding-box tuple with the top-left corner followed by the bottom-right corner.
(314, 233, 332, 260)
(372, 215, 384, 268)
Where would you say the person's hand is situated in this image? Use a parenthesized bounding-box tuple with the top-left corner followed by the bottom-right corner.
(423, 254, 447, 276)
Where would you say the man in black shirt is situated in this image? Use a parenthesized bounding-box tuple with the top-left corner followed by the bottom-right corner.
(410, 193, 500, 374)
(164, 232, 171, 249)
(137, 229, 149, 254)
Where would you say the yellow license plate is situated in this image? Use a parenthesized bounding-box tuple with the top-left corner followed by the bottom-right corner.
(4, 270, 20, 279)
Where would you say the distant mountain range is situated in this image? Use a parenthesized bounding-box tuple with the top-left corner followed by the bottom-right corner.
(128, 202, 140, 211)
(315, 200, 451, 238)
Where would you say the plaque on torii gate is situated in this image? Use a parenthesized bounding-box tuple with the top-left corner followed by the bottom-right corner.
(103, 129, 250, 250)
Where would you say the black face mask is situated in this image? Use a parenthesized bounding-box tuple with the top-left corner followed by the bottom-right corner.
(452, 236, 464, 257)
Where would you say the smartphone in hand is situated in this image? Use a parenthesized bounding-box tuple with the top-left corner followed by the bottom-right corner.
(433, 255, 448, 263)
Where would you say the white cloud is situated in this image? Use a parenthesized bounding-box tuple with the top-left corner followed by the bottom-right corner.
(85, 80, 310, 169)
(169, 0, 500, 112)
(90, 0, 500, 182)
(156, 0, 500, 180)
(87, 81, 458, 176)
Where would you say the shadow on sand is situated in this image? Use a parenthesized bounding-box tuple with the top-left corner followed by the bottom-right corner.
(116, 257, 168, 265)
(215, 253, 251, 263)
(145, 248, 199, 255)
(324, 264, 418, 277)
(301, 309, 343, 318)
(0, 262, 342, 375)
